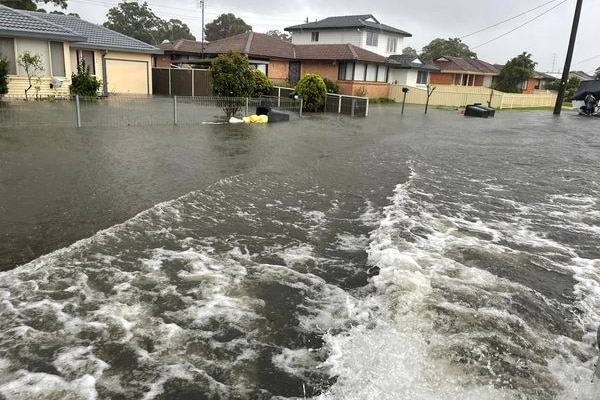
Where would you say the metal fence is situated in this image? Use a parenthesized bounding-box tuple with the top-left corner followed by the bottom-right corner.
(0, 88, 369, 129)
(269, 86, 369, 117)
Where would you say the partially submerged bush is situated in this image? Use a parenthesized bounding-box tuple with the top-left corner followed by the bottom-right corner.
(210, 51, 254, 118)
(295, 74, 327, 112)
(70, 59, 101, 97)
(251, 69, 273, 96)
(323, 77, 340, 94)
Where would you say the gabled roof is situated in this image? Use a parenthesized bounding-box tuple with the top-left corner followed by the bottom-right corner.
(570, 70, 594, 81)
(204, 32, 296, 59)
(23, 10, 162, 54)
(433, 56, 500, 75)
(285, 14, 412, 37)
(533, 71, 556, 80)
(159, 39, 205, 54)
(388, 54, 440, 71)
(0, 5, 84, 42)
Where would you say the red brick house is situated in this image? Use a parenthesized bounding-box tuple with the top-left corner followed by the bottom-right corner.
(156, 32, 394, 98)
(430, 56, 500, 88)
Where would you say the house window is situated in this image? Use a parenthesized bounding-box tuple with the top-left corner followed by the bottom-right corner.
(50, 41, 65, 77)
(366, 64, 377, 81)
(366, 31, 379, 47)
(16, 38, 50, 77)
(386, 38, 397, 53)
(339, 62, 354, 80)
(354, 63, 366, 81)
(311, 32, 319, 42)
(453, 73, 475, 86)
(0, 37, 16, 75)
(417, 70, 428, 85)
(71, 49, 95, 75)
(377, 65, 387, 82)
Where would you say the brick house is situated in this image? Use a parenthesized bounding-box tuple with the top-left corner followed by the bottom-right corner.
(430, 56, 500, 88)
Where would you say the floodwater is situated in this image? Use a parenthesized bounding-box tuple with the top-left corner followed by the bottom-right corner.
(0, 105, 599, 399)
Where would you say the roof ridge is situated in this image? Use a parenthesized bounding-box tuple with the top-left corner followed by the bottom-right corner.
(12, 7, 82, 38)
(347, 43, 358, 59)
(244, 32, 254, 54)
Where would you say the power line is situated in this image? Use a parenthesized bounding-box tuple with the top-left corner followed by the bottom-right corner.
(471, 0, 568, 50)
(572, 54, 600, 66)
(459, 0, 561, 39)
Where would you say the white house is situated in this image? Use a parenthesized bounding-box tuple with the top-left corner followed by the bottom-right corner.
(284, 15, 412, 58)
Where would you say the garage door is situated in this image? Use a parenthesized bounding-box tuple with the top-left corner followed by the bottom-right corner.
(106, 59, 149, 94)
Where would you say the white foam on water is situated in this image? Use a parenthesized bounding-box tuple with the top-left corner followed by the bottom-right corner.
(335, 233, 370, 251)
(0, 372, 98, 400)
(316, 163, 600, 399)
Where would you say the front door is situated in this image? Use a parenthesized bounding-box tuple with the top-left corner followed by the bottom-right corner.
(289, 62, 301, 85)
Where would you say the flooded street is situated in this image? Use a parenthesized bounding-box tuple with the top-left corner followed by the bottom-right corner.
(0, 105, 599, 399)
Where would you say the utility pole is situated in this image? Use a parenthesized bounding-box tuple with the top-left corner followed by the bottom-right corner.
(553, 0, 583, 115)
(197, 0, 205, 56)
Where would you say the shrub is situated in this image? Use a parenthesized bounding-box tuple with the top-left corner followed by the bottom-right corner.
(323, 77, 340, 94)
(0, 56, 9, 95)
(354, 86, 367, 97)
(295, 74, 327, 112)
(70, 59, 101, 97)
(210, 52, 254, 118)
(251, 69, 273, 96)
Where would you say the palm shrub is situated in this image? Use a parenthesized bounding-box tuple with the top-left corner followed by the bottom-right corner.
(210, 52, 254, 119)
(0, 56, 9, 95)
(251, 69, 273, 96)
(295, 74, 327, 112)
(70, 59, 101, 97)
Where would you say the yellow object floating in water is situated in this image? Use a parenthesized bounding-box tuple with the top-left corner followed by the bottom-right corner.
(242, 114, 268, 124)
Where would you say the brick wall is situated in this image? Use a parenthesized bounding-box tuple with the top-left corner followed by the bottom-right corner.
(430, 73, 454, 85)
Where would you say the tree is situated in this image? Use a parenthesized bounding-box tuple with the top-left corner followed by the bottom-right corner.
(205, 13, 252, 41)
(103, 1, 194, 45)
(265, 30, 290, 42)
(209, 52, 254, 119)
(595, 66, 600, 80)
(549, 76, 582, 101)
(420, 38, 476, 62)
(250, 69, 273, 96)
(0, 56, 9, 95)
(402, 47, 418, 56)
(0, 0, 66, 11)
(156, 19, 195, 42)
(295, 74, 327, 112)
(17, 52, 44, 100)
(495, 52, 537, 93)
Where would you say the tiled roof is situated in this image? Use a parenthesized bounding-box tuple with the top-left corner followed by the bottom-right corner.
(295, 43, 388, 63)
(285, 14, 412, 37)
(159, 39, 204, 54)
(0, 5, 84, 41)
(22, 10, 161, 54)
(205, 32, 295, 59)
(388, 54, 440, 71)
(433, 56, 500, 75)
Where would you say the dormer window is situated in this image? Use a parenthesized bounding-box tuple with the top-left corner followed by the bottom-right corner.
(386, 38, 397, 53)
(366, 31, 378, 47)
(311, 32, 319, 42)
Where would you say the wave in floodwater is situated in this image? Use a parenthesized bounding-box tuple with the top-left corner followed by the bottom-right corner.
(0, 154, 599, 399)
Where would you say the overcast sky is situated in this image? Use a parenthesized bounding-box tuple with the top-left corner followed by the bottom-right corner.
(48, 0, 599, 74)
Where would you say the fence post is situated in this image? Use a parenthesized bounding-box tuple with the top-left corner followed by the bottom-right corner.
(365, 98, 369, 117)
(299, 98, 303, 117)
(75, 95, 81, 128)
(245, 97, 249, 116)
(338, 95, 342, 113)
(351, 99, 356, 117)
(173, 95, 178, 125)
(278, 87, 281, 108)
